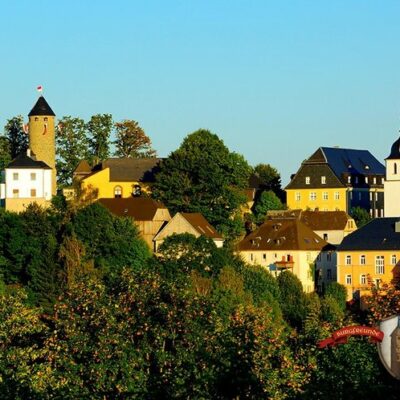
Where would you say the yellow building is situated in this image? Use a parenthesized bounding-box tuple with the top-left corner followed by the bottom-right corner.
(237, 217, 334, 293)
(337, 218, 400, 300)
(73, 157, 162, 200)
(285, 147, 385, 215)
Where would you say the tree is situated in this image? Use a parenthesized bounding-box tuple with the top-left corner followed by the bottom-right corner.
(253, 190, 284, 223)
(87, 113, 113, 164)
(152, 129, 252, 238)
(254, 163, 284, 200)
(69, 202, 151, 276)
(113, 119, 156, 158)
(277, 271, 308, 329)
(4, 115, 28, 159)
(324, 281, 347, 311)
(56, 116, 89, 187)
(0, 136, 11, 170)
(350, 206, 372, 228)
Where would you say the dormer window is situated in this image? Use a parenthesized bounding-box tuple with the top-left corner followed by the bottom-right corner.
(365, 165, 370, 170)
(321, 176, 326, 184)
(305, 176, 310, 185)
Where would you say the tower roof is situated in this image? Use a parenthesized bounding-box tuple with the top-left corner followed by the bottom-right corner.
(28, 96, 55, 117)
(386, 136, 400, 160)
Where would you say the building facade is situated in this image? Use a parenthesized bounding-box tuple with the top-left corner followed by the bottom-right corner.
(286, 147, 385, 216)
(384, 136, 400, 217)
(337, 218, 400, 300)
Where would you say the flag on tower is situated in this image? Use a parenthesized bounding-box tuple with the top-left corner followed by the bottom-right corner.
(37, 85, 43, 93)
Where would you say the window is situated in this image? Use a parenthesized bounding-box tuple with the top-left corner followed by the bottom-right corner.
(327, 269, 332, 280)
(12, 189, 19, 198)
(30, 173, 36, 181)
(375, 192, 378, 201)
(350, 191, 353, 200)
(321, 176, 326, 184)
(309, 192, 317, 201)
(375, 256, 384, 274)
(358, 192, 362, 201)
(345, 255, 352, 265)
(382, 177, 384, 184)
(355, 176, 359, 184)
(360, 255, 366, 265)
(132, 184, 141, 197)
(334, 191, 340, 200)
(44, 117, 48, 122)
(323, 233, 328, 241)
(35, 117, 39, 121)
(395, 163, 398, 175)
(347, 176, 351, 184)
(305, 176, 310, 185)
(263, 253, 267, 261)
(30, 189, 36, 197)
(295, 192, 301, 201)
(360, 275, 367, 285)
(392, 255, 397, 265)
(369, 192, 372, 201)
(250, 254, 254, 262)
(327, 252, 332, 262)
(365, 176, 369, 184)
(13, 173, 18, 181)
(373, 177, 377, 185)
(374, 279, 382, 289)
(346, 274, 352, 285)
(114, 186, 122, 198)
(323, 192, 328, 200)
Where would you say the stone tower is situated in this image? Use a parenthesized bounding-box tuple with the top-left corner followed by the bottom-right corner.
(384, 136, 400, 217)
(28, 96, 56, 195)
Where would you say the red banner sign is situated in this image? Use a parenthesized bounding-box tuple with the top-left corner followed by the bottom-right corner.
(318, 325, 384, 348)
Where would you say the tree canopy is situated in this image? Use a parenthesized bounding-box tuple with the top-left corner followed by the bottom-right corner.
(152, 129, 252, 238)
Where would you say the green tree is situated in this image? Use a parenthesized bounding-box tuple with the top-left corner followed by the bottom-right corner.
(113, 119, 156, 158)
(152, 129, 252, 238)
(70, 202, 151, 276)
(0, 290, 48, 399)
(87, 113, 113, 164)
(4, 115, 28, 159)
(324, 281, 347, 311)
(253, 190, 284, 223)
(254, 163, 284, 200)
(350, 206, 372, 227)
(56, 116, 89, 187)
(277, 271, 308, 329)
(0, 136, 11, 170)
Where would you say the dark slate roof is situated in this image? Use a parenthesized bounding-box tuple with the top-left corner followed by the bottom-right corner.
(180, 212, 223, 239)
(28, 96, 55, 116)
(386, 137, 400, 160)
(7, 151, 51, 169)
(321, 147, 385, 177)
(238, 218, 330, 251)
(285, 163, 344, 189)
(87, 158, 162, 182)
(98, 197, 168, 221)
(338, 218, 400, 251)
(285, 146, 385, 189)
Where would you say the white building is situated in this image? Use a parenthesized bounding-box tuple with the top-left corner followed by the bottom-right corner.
(0, 149, 52, 212)
(384, 136, 400, 217)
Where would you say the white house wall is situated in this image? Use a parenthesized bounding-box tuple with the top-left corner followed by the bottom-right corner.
(5, 168, 52, 200)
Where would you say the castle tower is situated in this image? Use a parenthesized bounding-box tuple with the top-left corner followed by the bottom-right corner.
(384, 136, 400, 217)
(28, 96, 56, 195)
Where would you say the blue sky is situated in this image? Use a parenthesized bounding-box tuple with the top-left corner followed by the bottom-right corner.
(1, 0, 400, 184)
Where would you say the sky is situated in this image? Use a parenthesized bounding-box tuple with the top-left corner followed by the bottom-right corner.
(1, 0, 400, 185)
